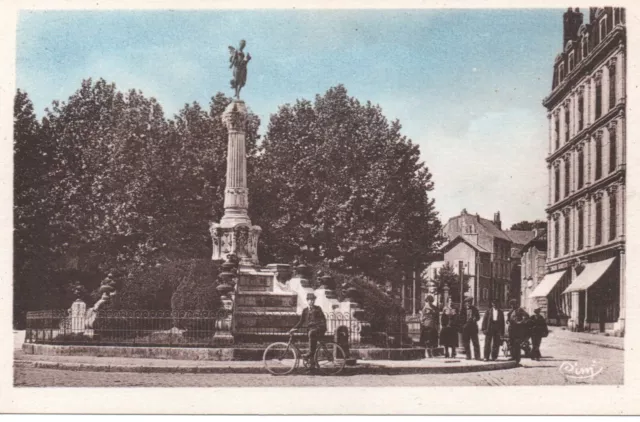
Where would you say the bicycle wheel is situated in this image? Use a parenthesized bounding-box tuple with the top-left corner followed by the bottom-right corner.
(314, 342, 346, 376)
(263, 342, 298, 375)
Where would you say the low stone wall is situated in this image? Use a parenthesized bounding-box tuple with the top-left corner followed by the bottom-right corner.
(22, 343, 425, 361)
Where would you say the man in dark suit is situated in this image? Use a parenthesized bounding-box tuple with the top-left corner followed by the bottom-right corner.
(481, 300, 505, 361)
(507, 298, 530, 364)
(529, 307, 549, 361)
(461, 297, 481, 360)
(289, 293, 327, 363)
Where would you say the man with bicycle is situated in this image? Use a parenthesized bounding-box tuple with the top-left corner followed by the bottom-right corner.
(289, 293, 327, 367)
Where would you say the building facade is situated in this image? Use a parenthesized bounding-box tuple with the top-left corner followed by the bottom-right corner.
(422, 236, 492, 310)
(440, 209, 529, 310)
(520, 230, 554, 317)
(542, 7, 626, 334)
(505, 230, 537, 303)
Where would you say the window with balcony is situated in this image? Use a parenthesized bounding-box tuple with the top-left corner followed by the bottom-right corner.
(555, 167, 560, 202)
(609, 194, 617, 240)
(610, 128, 617, 173)
(578, 94, 584, 131)
(595, 137, 603, 180)
(578, 149, 585, 189)
(565, 160, 571, 198)
(609, 63, 616, 109)
(578, 208, 584, 250)
(565, 108, 570, 143)
(555, 117, 560, 150)
(554, 220, 559, 258)
(595, 79, 602, 119)
(564, 214, 570, 255)
(595, 201, 603, 245)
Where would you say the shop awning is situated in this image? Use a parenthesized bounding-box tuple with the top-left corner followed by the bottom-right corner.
(563, 257, 616, 294)
(530, 270, 566, 298)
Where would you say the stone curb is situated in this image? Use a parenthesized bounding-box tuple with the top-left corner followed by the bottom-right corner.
(21, 343, 425, 361)
(14, 359, 518, 375)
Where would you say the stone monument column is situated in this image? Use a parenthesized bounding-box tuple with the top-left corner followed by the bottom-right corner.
(210, 100, 262, 267)
(222, 100, 250, 225)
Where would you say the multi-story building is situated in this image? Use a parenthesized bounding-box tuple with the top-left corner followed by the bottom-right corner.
(520, 230, 552, 317)
(437, 209, 525, 310)
(504, 230, 537, 303)
(422, 236, 492, 309)
(542, 7, 626, 334)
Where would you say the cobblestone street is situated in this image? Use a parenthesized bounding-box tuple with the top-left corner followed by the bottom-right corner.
(14, 335, 623, 387)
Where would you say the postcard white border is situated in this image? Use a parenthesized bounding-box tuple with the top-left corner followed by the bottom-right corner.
(1, 0, 639, 415)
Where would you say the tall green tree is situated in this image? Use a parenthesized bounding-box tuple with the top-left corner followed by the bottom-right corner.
(252, 85, 442, 285)
(41, 79, 168, 276)
(13, 89, 55, 324)
(13, 81, 262, 324)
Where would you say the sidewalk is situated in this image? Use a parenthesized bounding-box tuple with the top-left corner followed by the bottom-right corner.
(548, 328, 624, 350)
(13, 350, 517, 375)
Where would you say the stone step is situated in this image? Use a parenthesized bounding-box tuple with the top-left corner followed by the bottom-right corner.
(235, 307, 298, 313)
(234, 313, 299, 329)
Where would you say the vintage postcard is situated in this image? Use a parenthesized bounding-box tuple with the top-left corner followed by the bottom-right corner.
(1, 0, 639, 415)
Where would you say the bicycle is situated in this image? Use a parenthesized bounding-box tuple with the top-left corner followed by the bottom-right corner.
(263, 332, 347, 376)
(501, 335, 532, 358)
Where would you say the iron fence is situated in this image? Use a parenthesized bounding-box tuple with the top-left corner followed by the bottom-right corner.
(25, 309, 413, 348)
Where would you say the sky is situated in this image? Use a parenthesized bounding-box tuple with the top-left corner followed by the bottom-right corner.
(16, 9, 565, 228)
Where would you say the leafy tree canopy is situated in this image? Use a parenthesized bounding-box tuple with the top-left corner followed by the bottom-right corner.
(509, 220, 547, 231)
(252, 85, 443, 283)
(13, 82, 443, 326)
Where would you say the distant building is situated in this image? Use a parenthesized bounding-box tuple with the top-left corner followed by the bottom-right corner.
(421, 260, 447, 307)
(521, 229, 561, 321)
(504, 230, 537, 303)
(422, 236, 492, 310)
(438, 209, 532, 310)
(542, 7, 626, 334)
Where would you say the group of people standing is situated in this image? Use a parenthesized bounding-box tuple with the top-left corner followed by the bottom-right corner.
(419, 296, 549, 363)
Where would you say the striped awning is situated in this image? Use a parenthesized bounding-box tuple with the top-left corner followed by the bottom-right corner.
(530, 270, 566, 298)
(563, 258, 616, 294)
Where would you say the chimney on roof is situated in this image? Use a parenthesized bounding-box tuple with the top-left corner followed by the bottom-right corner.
(493, 211, 502, 230)
(461, 208, 468, 215)
(564, 7, 583, 48)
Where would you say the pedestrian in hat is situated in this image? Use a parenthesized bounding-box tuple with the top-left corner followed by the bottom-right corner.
(289, 293, 327, 368)
(461, 297, 481, 360)
(529, 307, 548, 361)
(420, 295, 439, 358)
(506, 298, 530, 364)
(440, 297, 458, 358)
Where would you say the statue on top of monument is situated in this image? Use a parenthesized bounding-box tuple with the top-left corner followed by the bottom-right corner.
(228, 40, 251, 99)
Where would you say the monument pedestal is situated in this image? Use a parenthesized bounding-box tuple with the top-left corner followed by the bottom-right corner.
(210, 222, 262, 267)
